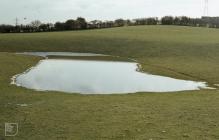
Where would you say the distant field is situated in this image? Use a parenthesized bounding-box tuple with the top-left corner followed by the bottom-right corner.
(1, 25, 219, 84)
(0, 26, 219, 139)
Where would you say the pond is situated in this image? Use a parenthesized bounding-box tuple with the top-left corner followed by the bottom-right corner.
(12, 52, 208, 94)
(16, 52, 106, 57)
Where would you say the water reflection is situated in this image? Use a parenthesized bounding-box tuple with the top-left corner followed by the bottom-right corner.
(14, 59, 207, 94)
(17, 52, 106, 58)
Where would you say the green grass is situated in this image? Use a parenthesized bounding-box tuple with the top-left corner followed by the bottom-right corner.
(47, 55, 134, 62)
(0, 25, 219, 139)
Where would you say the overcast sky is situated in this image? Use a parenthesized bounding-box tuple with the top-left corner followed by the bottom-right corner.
(1, 0, 219, 24)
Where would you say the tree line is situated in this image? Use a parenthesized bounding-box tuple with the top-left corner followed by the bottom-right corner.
(161, 16, 219, 28)
(1, 16, 219, 33)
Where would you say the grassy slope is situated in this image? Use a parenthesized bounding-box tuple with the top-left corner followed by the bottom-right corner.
(0, 26, 219, 139)
(1, 25, 219, 83)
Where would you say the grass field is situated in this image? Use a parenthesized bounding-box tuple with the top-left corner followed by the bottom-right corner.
(0, 25, 219, 139)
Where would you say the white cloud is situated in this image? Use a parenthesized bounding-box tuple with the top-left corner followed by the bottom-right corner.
(0, 0, 219, 24)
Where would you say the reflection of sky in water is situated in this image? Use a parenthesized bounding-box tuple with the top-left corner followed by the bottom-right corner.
(17, 52, 105, 57)
(16, 59, 207, 94)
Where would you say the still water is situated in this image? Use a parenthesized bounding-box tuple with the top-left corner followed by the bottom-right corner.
(17, 52, 105, 57)
(13, 59, 207, 94)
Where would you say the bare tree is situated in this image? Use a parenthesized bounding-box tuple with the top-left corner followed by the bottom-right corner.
(30, 20, 42, 28)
